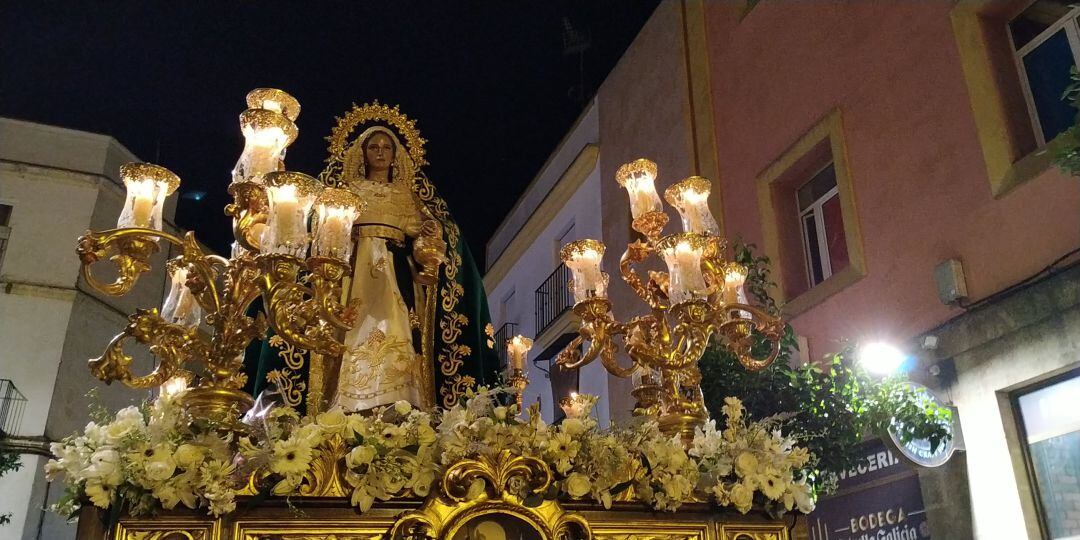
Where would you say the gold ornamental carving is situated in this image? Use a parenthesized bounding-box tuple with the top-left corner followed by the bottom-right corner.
(388, 450, 591, 540)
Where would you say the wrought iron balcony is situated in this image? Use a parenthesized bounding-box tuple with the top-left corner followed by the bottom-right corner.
(0, 379, 26, 437)
(535, 262, 573, 337)
(493, 322, 519, 369)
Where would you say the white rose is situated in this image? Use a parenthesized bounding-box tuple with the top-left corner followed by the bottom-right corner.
(411, 469, 435, 497)
(145, 452, 177, 482)
(734, 451, 759, 477)
(493, 406, 508, 421)
(565, 472, 591, 499)
(317, 408, 348, 435)
(561, 418, 585, 436)
(173, 444, 204, 469)
(103, 420, 139, 444)
(88, 449, 121, 484)
(394, 400, 412, 415)
(729, 481, 753, 514)
(346, 445, 377, 468)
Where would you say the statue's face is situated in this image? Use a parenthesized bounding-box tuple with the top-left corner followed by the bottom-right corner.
(364, 132, 394, 174)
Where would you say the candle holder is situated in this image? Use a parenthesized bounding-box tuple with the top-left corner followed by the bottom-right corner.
(506, 335, 533, 410)
(561, 239, 609, 304)
(312, 188, 364, 261)
(557, 159, 785, 443)
(664, 176, 720, 235)
(76, 89, 359, 425)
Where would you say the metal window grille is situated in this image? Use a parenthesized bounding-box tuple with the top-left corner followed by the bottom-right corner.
(0, 379, 27, 437)
(493, 322, 519, 370)
(535, 263, 573, 337)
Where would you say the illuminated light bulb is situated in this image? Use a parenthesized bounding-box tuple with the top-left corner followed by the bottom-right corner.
(859, 342, 907, 376)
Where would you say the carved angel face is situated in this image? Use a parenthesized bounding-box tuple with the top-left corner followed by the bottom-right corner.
(364, 132, 395, 175)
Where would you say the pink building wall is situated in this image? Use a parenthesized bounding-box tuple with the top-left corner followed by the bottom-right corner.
(704, 2, 1080, 359)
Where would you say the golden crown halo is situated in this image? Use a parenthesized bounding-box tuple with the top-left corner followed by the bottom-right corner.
(325, 101, 428, 168)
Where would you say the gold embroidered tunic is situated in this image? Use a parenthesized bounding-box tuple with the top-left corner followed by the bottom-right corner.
(332, 178, 430, 411)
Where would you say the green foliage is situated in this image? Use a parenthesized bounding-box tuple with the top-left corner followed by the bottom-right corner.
(1052, 66, 1080, 177)
(0, 448, 23, 525)
(699, 242, 952, 494)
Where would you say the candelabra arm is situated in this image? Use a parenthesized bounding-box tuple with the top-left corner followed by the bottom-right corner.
(714, 302, 784, 372)
(88, 308, 210, 389)
(77, 227, 187, 296)
(620, 240, 664, 309)
(175, 231, 225, 315)
(307, 257, 360, 330)
(258, 255, 346, 357)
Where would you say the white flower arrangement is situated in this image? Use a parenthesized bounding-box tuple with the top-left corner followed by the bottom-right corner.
(46, 388, 815, 519)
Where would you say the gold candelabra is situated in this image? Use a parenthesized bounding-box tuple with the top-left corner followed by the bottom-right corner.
(77, 89, 365, 424)
(557, 159, 785, 441)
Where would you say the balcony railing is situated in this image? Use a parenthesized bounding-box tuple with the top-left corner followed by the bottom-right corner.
(535, 262, 573, 337)
(0, 379, 26, 437)
(493, 322, 519, 369)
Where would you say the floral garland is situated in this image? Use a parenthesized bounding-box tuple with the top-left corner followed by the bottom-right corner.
(46, 388, 815, 519)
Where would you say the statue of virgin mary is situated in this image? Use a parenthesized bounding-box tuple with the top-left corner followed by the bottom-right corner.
(244, 102, 501, 412)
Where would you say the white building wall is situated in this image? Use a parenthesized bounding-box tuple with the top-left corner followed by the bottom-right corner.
(0, 118, 176, 540)
(484, 102, 612, 426)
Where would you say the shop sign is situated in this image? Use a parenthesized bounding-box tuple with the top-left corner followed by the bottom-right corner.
(806, 439, 931, 540)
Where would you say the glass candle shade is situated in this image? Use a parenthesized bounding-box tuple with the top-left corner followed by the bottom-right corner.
(560, 239, 608, 304)
(559, 392, 587, 419)
(116, 163, 180, 230)
(232, 108, 298, 184)
(631, 365, 660, 389)
(159, 374, 190, 398)
(664, 176, 720, 235)
(615, 158, 662, 220)
(723, 263, 748, 305)
(312, 188, 363, 261)
(245, 88, 301, 121)
(506, 335, 533, 371)
(160, 264, 202, 327)
(260, 171, 319, 257)
(657, 233, 710, 304)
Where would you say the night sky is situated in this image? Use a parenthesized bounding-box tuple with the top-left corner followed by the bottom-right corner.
(0, 1, 659, 265)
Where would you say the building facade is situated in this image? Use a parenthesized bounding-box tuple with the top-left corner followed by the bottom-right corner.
(0, 118, 181, 540)
(490, 1, 1080, 538)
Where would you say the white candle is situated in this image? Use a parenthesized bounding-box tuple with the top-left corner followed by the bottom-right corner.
(562, 240, 608, 303)
(665, 177, 720, 235)
(661, 236, 708, 304)
(617, 159, 662, 220)
(320, 206, 353, 259)
(129, 180, 156, 227)
(724, 265, 747, 305)
(507, 335, 533, 371)
(273, 184, 300, 244)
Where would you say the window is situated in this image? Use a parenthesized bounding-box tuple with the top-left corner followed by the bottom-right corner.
(797, 164, 848, 288)
(1009, 1, 1080, 144)
(499, 290, 516, 326)
(1015, 370, 1080, 539)
(755, 110, 865, 315)
(0, 204, 12, 273)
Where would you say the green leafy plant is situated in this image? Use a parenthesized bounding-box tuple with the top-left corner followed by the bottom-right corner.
(1052, 66, 1080, 176)
(699, 243, 952, 495)
(1, 448, 23, 525)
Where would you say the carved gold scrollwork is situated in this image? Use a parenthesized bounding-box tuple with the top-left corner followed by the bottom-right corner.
(88, 308, 208, 389)
(388, 450, 591, 540)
